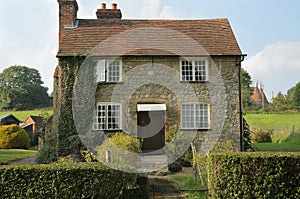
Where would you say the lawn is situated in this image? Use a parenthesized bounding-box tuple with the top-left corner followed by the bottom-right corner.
(245, 113, 300, 152)
(252, 143, 300, 152)
(0, 109, 53, 122)
(0, 149, 37, 163)
(244, 113, 300, 132)
(170, 172, 207, 199)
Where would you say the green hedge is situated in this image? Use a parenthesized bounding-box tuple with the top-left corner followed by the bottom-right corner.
(0, 163, 147, 198)
(208, 152, 300, 199)
(0, 124, 30, 149)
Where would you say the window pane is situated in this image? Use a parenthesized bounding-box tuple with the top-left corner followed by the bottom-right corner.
(195, 60, 206, 81)
(181, 104, 195, 129)
(94, 105, 106, 130)
(107, 104, 121, 130)
(196, 104, 209, 128)
(181, 61, 193, 81)
(108, 61, 120, 82)
(96, 60, 106, 82)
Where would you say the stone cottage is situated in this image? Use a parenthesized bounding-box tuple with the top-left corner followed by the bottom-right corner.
(54, 0, 245, 158)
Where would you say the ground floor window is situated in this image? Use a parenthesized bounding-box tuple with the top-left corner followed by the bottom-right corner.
(93, 103, 121, 130)
(181, 103, 210, 130)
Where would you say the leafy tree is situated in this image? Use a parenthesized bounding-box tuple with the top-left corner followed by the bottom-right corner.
(269, 92, 290, 112)
(0, 65, 50, 110)
(292, 82, 300, 111)
(241, 68, 253, 110)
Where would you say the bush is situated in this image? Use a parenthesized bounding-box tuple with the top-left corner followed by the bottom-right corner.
(0, 163, 147, 198)
(251, 129, 272, 143)
(96, 132, 142, 169)
(208, 152, 300, 198)
(0, 125, 30, 149)
(36, 128, 58, 164)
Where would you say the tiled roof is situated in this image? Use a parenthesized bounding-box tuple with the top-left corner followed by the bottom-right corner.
(251, 86, 269, 104)
(57, 18, 242, 57)
(0, 114, 21, 122)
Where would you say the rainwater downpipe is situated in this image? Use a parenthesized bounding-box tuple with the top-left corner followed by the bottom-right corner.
(238, 54, 246, 151)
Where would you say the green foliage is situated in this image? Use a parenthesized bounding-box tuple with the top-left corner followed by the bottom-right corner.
(268, 92, 292, 112)
(56, 57, 85, 157)
(80, 150, 98, 162)
(292, 82, 300, 111)
(243, 117, 254, 151)
(0, 65, 51, 110)
(0, 125, 30, 149)
(36, 128, 58, 164)
(207, 152, 300, 199)
(251, 129, 272, 143)
(96, 132, 142, 169)
(0, 163, 146, 198)
(241, 68, 253, 110)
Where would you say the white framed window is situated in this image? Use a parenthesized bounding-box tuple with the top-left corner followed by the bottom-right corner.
(180, 58, 208, 81)
(93, 103, 122, 130)
(181, 103, 210, 130)
(96, 59, 122, 83)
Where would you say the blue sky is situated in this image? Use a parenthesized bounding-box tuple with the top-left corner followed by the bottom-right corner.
(0, 0, 299, 101)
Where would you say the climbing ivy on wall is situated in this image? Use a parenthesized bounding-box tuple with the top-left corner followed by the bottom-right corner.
(56, 56, 85, 158)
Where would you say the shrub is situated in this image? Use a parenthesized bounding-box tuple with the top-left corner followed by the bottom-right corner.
(36, 128, 58, 164)
(96, 132, 142, 169)
(0, 125, 30, 149)
(0, 163, 147, 198)
(251, 129, 272, 143)
(208, 152, 300, 198)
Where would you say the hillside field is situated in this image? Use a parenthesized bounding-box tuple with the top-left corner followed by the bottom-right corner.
(0, 110, 53, 122)
(244, 113, 300, 132)
(245, 113, 300, 152)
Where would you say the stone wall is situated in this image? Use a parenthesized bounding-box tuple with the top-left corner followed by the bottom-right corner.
(95, 55, 242, 152)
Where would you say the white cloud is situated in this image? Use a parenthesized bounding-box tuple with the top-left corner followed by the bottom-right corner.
(141, 0, 161, 18)
(159, 6, 176, 19)
(243, 41, 300, 99)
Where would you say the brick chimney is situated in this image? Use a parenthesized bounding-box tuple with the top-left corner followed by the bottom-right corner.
(57, 0, 78, 48)
(96, 3, 122, 19)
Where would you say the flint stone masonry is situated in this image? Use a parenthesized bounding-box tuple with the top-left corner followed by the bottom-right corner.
(95, 55, 241, 151)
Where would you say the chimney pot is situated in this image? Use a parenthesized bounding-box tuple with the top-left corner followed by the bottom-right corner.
(101, 3, 106, 9)
(112, 3, 117, 9)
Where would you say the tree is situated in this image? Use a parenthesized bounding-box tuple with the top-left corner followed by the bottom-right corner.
(292, 82, 300, 111)
(269, 92, 290, 112)
(241, 68, 253, 110)
(0, 65, 51, 110)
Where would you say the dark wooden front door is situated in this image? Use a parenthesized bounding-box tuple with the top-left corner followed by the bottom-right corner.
(138, 111, 165, 151)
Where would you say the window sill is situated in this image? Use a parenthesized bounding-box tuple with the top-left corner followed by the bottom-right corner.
(180, 80, 208, 83)
(180, 128, 210, 131)
(97, 81, 123, 84)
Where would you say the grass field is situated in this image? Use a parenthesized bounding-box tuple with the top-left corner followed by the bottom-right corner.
(245, 113, 300, 152)
(0, 149, 37, 163)
(244, 113, 300, 131)
(0, 109, 53, 122)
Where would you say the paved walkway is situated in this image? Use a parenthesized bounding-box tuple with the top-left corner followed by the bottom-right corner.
(9, 154, 37, 165)
(148, 175, 185, 198)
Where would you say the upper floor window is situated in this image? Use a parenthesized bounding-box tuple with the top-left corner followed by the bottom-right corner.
(181, 103, 210, 130)
(96, 59, 122, 83)
(93, 103, 122, 131)
(180, 58, 208, 82)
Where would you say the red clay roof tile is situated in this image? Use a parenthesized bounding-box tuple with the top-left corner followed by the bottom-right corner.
(57, 18, 242, 57)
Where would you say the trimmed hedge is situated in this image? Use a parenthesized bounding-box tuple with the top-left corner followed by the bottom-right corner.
(208, 152, 300, 199)
(0, 163, 147, 198)
(0, 124, 30, 149)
